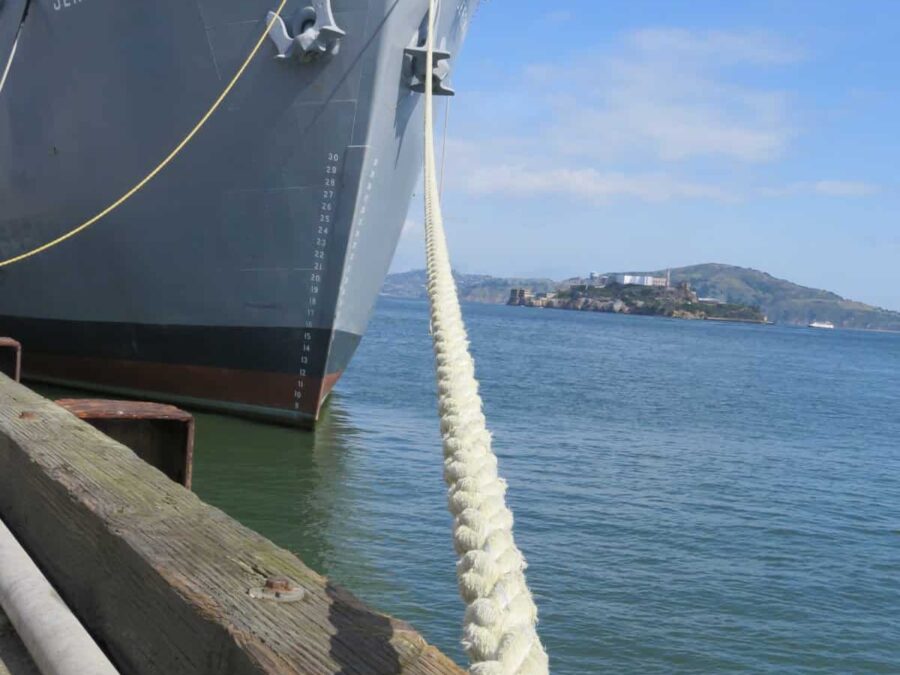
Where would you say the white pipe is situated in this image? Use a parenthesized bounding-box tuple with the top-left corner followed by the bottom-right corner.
(0, 517, 120, 675)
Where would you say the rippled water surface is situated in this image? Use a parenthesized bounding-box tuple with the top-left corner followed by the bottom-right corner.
(190, 298, 899, 673)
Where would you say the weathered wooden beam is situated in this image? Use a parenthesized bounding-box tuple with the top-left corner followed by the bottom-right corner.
(0, 375, 463, 675)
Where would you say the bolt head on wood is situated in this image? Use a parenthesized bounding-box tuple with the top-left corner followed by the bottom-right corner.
(265, 576, 293, 593)
(250, 576, 305, 602)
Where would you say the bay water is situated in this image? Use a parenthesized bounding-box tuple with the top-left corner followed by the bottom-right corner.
(188, 298, 897, 672)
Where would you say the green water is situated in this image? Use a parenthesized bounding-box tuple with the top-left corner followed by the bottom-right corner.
(39, 297, 900, 672)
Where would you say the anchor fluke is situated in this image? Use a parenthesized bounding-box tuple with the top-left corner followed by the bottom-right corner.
(266, 1, 345, 61)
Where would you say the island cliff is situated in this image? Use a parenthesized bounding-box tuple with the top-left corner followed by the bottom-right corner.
(508, 282, 767, 323)
(383, 264, 900, 331)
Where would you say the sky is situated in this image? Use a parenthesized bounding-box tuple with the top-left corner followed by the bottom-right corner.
(390, 0, 900, 311)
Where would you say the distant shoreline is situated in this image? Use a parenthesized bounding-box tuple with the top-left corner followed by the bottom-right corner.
(702, 316, 773, 325)
(507, 281, 768, 323)
(382, 265, 900, 332)
(379, 295, 900, 334)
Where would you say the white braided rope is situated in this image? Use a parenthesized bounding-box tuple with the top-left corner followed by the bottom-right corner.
(422, 2, 549, 673)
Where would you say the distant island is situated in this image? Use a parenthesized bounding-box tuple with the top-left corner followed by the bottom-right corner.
(509, 276, 767, 322)
(382, 263, 900, 331)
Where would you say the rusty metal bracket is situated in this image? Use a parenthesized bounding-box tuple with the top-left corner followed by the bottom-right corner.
(0, 337, 21, 381)
(55, 399, 195, 489)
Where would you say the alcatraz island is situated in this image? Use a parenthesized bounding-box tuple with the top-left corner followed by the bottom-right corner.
(508, 272, 767, 323)
(383, 263, 900, 331)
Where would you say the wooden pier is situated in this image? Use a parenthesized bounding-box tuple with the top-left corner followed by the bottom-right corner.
(0, 374, 463, 675)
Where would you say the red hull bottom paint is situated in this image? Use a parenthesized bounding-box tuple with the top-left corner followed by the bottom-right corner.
(23, 352, 343, 426)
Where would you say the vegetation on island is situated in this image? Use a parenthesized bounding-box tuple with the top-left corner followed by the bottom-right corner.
(382, 263, 900, 330)
(514, 282, 767, 322)
(663, 264, 900, 330)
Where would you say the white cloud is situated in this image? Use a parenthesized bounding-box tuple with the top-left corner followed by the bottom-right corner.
(762, 180, 881, 197)
(444, 28, 810, 204)
(390, 216, 425, 273)
(627, 28, 802, 65)
(526, 30, 798, 163)
(812, 180, 880, 197)
(462, 165, 733, 202)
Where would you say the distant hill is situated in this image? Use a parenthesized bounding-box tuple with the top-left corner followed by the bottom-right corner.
(662, 264, 900, 330)
(382, 269, 557, 304)
(384, 264, 900, 331)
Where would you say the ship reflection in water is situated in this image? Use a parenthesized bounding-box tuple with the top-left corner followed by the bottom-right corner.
(190, 390, 458, 637)
(34, 376, 466, 665)
(33, 381, 364, 577)
(191, 398, 360, 576)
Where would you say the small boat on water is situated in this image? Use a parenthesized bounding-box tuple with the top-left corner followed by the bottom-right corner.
(808, 320, 835, 329)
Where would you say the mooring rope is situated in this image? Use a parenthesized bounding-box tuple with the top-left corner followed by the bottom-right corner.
(422, 3, 549, 673)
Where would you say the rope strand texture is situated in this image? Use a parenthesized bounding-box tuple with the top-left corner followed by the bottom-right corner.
(422, 2, 548, 673)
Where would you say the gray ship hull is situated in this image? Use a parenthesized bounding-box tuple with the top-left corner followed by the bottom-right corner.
(0, 0, 475, 424)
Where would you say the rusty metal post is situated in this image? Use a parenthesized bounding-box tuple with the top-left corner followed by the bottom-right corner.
(54, 400, 194, 489)
(0, 338, 22, 382)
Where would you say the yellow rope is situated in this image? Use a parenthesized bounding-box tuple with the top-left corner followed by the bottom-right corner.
(0, 0, 288, 268)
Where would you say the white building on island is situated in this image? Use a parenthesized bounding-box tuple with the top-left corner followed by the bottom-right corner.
(611, 273, 668, 287)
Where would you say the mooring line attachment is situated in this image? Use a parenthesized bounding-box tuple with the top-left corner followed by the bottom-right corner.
(0, 0, 288, 269)
(421, 2, 549, 673)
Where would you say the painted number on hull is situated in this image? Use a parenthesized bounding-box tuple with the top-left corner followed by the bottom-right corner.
(294, 151, 341, 410)
(337, 157, 379, 311)
(53, 0, 86, 10)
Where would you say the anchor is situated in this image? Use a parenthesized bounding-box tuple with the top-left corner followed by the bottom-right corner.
(266, 1, 345, 61)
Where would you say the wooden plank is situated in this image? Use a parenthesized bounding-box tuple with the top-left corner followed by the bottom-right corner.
(0, 375, 463, 675)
